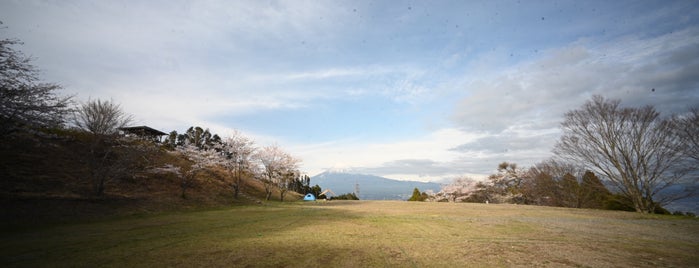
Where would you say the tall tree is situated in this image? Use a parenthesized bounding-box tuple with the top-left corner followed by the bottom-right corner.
(220, 130, 256, 199)
(177, 144, 224, 198)
(1, 34, 71, 135)
(408, 187, 427, 201)
(554, 96, 690, 213)
(165, 130, 178, 149)
(578, 171, 611, 209)
(488, 162, 527, 204)
(276, 169, 299, 202)
(73, 99, 132, 135)
(73, 99, 135, 196)
(559, 173, 581, 208)
(524, 161, 566, 206)
(177, 126, 221, 150)
(669, 108, 699, 163)
(254, 144, 299, 201)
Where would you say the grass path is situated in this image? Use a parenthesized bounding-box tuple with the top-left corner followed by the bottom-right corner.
(2, 201, 698, 267)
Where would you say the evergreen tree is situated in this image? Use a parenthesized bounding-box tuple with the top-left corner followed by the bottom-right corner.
(408, 187, 427, 201)
(559, 173, 581, 208)
(579, 171, 611, 209)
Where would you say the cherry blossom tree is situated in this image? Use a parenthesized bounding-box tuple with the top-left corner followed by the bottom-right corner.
(220, 130, 256, 199)
(432, 176, 479, 202)
(254, 144, 300, 201)
(177, 144, 224, 198)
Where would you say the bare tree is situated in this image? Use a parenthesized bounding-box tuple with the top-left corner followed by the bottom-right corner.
(554, 96, 690, 213)
(1, 34, 71, 135)
(277, 169, 300, 202)
(254, 144, 299, 201)
(83, 138, 156, 196)
(525, 159, 585, 207)
(220, 130, 256, 199)
(669, 108, 699, 163)
(71, 99, 138, 195)
(73, 99, 132, 136)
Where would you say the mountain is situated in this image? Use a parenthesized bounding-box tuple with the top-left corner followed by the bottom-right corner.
(311, 171, 442, 200)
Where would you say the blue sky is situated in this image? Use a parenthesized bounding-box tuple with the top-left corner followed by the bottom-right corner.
(2, 0, 698, 181)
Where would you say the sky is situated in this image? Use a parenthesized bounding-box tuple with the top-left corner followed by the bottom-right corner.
(1, 0, 698, 182)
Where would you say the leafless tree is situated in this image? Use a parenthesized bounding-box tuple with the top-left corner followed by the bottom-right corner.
(84, 138, 156, 196)
(220, 130, 256, 199)
(73, 99, 132, 136)
(72, 99, 137, 195)
(669, 108, 699, 163)
(1, 35, 71, 135)
(554, 96, 691, 213)
(277, 169, 300, 202)
(525, 160, 584, 207)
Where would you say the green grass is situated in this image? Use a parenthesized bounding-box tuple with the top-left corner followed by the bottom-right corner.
(2, 201, 698, 267)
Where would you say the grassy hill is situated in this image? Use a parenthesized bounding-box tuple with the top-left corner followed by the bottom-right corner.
(1, 201, 697, 267)
(0, 130, 300, 224)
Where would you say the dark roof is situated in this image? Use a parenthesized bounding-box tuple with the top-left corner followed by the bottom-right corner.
(119, 126, 168, 136)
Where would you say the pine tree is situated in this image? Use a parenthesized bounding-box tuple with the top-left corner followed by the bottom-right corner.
(408, 187, 426, 201)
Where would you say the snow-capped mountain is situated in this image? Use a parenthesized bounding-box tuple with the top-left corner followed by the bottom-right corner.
(311, 171, 442, 200)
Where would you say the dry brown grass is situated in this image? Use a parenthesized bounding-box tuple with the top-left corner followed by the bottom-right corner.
(0, 131, 301, 224)
(2, 201, 697, 267)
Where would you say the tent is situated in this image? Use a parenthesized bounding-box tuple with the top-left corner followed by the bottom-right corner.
(303, 193, 316, 201)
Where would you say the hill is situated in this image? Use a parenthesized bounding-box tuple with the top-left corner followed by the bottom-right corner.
(0, 130, 300, 224)
(311, 171, 441, 200)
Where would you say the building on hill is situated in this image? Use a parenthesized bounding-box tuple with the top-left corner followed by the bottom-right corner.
(119, 126, 167, 142)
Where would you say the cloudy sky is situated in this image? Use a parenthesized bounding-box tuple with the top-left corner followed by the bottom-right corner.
(2, 0, 698, 182)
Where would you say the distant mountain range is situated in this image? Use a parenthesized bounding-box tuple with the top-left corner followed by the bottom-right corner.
(311, 171, 442, 200)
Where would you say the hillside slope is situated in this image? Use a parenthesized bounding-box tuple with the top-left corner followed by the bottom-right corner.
(0, 130, 300, 224)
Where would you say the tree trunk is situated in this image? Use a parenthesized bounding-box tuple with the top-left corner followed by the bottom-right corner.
(95, 176, 105, 196)
(181, 175, 190, 199)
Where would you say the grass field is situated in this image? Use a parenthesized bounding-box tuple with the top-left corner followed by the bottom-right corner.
(2, 201, 698, 267)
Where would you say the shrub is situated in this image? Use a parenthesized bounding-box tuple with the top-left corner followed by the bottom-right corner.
(333, 193, 359, 200)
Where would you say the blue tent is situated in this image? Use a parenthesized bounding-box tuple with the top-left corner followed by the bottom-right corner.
(303, 193, 316, 201)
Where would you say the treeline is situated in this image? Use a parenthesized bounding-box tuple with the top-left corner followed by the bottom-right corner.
(1, 31, 313, 202)
(433, 96, 698, 214)
(442, 162, 630, 211)
(162, 126, 310, 201)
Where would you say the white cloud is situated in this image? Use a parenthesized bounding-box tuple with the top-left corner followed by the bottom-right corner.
(454, 27, 699, 133)
(3, 1, 697, 185)
(290, 128, 483, 180)
(444, 27, 699, 179)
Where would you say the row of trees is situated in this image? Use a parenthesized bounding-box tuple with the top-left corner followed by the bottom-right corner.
(173, 128, 308, 201)
(164, 127, 222, 150)
(440, 96, 697, 214)
(457, 161, 615, 210)
(1, 32, 147, 196)
(1, 29, 311, 201)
